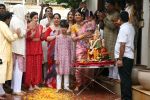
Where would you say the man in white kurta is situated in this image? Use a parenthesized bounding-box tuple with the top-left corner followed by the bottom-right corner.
(10, 4, 27, 95)
(0, 11, 18, 99)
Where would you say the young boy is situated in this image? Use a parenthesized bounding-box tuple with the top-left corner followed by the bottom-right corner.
(54, 20, 74, 92)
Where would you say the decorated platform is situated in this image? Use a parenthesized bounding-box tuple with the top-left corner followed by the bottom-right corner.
(73, 60, 115, 67)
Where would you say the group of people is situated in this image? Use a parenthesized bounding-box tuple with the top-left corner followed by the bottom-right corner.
(0, 0, 138, 100)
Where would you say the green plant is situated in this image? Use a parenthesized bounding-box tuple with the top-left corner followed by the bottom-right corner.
(44, 0, 57, 3)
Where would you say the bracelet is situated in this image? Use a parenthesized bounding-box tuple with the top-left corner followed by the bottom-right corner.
(117, 58, 122, 61)
(79, 34, 84, 39)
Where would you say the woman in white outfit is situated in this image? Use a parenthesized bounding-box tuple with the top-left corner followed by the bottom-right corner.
(10, 4, 27, 96)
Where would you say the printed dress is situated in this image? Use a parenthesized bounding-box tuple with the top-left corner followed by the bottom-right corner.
(54, 34, 74, 75)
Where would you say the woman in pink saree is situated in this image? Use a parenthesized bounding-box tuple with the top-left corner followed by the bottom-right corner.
(71, 9, 95, 91)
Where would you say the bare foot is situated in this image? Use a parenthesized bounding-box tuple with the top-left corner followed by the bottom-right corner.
(74, 87, 79, 91)
(29, 86, 34, 91)
(65, 88, 73, 92)
(21, 91, 26, 95)
(56, 89, 61, 93)
(2, 93, 10, 97)
(0, 96, 6, 100)
(115, 98, 121, 100)
(34, 85, 40, 90)
(13, 92, 24, 96)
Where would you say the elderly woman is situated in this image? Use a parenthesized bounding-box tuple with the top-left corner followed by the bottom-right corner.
(44, 13, 61, 88)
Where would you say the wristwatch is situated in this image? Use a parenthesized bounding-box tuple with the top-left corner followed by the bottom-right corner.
(117, 58, 122, 61)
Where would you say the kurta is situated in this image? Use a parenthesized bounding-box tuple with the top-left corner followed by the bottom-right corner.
(104, 11, 120, 79)
(0, 21, 18, 83)
(24, 24, 43, 87)
(10, 15, 26, 56)
(9, 13, 27, 72)
(104, 11, 119, 59)
(54, 34, 74, 75)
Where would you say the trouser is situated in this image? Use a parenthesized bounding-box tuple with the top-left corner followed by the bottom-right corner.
(118, 57, 134, 100)
(109, 66, 120, 79)
(57, 74, 69, 90)
(11, 59, 23, 93)
(0, 84, 5, 95)
(42, 62, 48, 80)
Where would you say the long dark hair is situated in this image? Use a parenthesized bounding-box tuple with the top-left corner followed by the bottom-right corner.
(67, 10, 75, 24)
(30, 11, 38, 19)
(75, 8, 86, 20)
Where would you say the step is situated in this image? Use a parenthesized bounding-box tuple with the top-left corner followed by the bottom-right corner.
(132, 85, 150, 100)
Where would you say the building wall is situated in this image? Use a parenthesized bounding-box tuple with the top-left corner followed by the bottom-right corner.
(3, 0, 41, 5)
(141, 0, 150, 67)
(86, 0, 98, 13)
(25, 0, 36, 5)
(4, 0, 23, 4)
(0, 0, 4, 4)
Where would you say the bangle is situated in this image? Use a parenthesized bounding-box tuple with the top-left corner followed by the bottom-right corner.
(79, 34, 84, 39)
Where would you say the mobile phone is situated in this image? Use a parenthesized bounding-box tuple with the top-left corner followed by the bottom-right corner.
(0, 59, 2, 64)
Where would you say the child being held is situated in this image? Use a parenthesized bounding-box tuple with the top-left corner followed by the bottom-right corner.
(82, 11, 96, 38)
